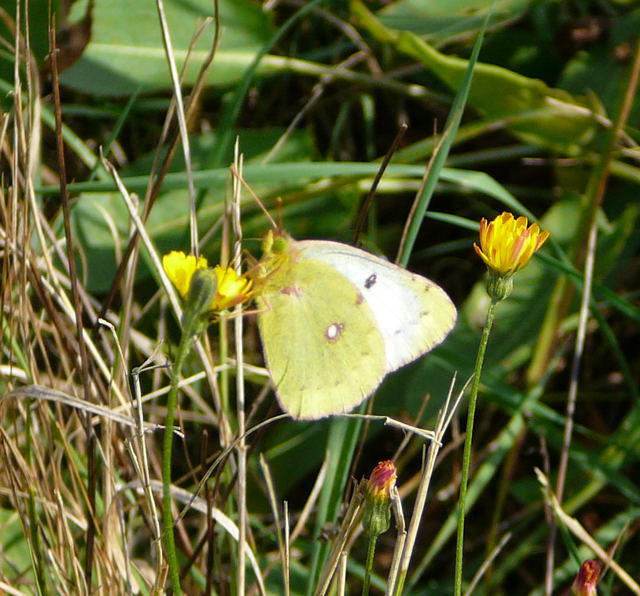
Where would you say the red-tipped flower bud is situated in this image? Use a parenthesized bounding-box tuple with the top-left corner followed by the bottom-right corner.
(362, 460, 397, 537)
(572, 560, 600, 596)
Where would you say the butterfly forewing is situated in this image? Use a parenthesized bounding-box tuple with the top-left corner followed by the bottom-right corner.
(298, 240, 457, 372)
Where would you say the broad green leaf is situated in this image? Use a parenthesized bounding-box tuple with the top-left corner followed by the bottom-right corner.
(351, 0, 601, 154)
(378, 0, 532, 43)
(45, 162, 520, 198)
(60, 0, 275, 95)
(396, 0, 489, 268)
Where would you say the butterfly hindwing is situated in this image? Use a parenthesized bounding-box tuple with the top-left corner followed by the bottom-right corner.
(256, 256, 387, 419)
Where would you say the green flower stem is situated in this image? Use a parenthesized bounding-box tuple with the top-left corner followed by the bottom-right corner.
(454, 298, 497, 596)
(163, 317, 198, 595)
(362, 534, 378, 596)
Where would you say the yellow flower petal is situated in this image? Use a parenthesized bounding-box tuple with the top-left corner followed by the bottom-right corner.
(162, 251, 208, 298)
(474, 212, 549, 276)
(163, 252, 253, 313)
(210, 266, 253, 311)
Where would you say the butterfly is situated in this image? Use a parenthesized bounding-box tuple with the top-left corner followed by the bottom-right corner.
(254, 230, 456, 420)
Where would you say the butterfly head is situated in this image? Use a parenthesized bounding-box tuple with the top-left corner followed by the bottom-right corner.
(261, 229, 292, 257)
(251, 230, 298, 291)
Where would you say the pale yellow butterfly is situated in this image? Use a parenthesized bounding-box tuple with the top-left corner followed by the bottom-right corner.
(254, 230, 456, 420)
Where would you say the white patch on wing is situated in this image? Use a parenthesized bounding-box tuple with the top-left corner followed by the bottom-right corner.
(325, 322, 344, 342)
(298, 240, 456, 372)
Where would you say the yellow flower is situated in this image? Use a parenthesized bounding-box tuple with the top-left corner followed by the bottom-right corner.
(474, 212, 550, 276)
(163, 253, 252, 314)
(163, 251, 208, 298)
(210, 265, 253, 311)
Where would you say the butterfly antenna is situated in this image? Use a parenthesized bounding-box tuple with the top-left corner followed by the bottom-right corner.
(230, 164, 278, 229)
(275, 197, 284, 231)
(353, 122, 408, 245)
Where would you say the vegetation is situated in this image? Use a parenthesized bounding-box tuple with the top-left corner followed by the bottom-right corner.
(1, 0, 639, 593)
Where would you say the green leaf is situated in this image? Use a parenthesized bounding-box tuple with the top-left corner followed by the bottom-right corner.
(351, 0, 600, 154)
(0, 508, 33, 576)
(377, 0, 532, 43)
(60, 0, 275, 95)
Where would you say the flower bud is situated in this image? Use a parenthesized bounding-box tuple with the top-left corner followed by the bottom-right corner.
(186, 268, 219, 319)
(572, 559, 600, 596)
(486, 270, 514, 302)
(362, 460, 397, 537)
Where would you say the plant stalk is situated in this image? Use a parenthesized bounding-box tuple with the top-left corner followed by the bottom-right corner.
(163, 323, 196, 595)
(454, 299, 497, 595)
(362, 534, 378, 596)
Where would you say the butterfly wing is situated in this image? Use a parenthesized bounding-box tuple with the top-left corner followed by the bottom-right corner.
(257, 256, 387, 420)
(298, 240, 457, 373)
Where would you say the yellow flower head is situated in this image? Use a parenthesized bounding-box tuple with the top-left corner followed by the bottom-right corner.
(474, 212, 550, 276)
(163, 252, 252, 314)
(163, 251, 208, 298)
(210, 265, 253, 311)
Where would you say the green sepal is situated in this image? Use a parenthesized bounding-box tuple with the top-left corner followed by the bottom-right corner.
(182, 268, 218, 333)
(486, 271, 513, 302)
(362, 492, 391, 538)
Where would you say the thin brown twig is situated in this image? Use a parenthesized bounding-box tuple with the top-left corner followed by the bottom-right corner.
(392, 375, 468, 595)
(539, 469, 640, 594)
(155, 0, 198, 255)
(262, 51, 370, 166)
(353, 122, 408, 246)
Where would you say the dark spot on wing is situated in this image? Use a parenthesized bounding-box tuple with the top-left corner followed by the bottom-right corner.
(355, 291, 364, 305)
(365, 273, 377, 289)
